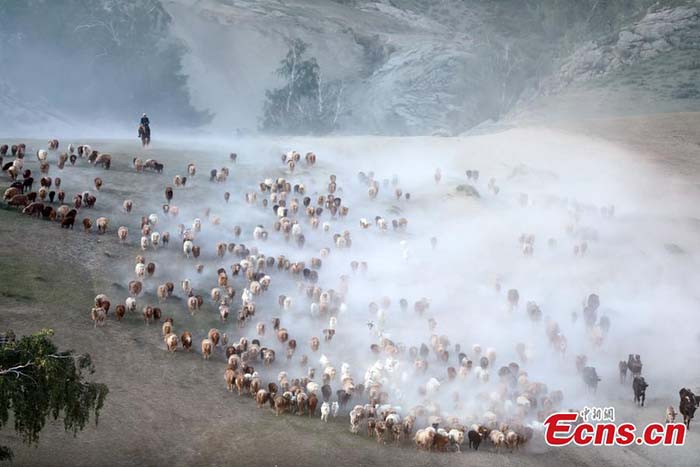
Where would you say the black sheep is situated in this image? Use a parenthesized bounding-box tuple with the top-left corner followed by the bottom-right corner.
(467, 430, 482, 450)
(633, 376, 648, 407)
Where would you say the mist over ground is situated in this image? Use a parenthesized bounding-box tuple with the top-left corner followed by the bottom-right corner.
(1, 1, 700, 466)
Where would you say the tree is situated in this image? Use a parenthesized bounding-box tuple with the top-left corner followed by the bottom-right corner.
(0, 329, 108, 461)
(261, 38, 345, 134)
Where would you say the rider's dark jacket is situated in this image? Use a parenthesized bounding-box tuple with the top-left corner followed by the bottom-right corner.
(140, 116, 150, 126)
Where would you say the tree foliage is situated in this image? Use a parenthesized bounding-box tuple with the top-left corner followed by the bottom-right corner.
(261, 39, 345, 135)
(0, 329, 108, 461)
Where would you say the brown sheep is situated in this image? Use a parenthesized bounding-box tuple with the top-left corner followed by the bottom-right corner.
(181, 331, 193, 351)
(225, 367, 235, 392)
(61, 215, 76, 229)
(8, 194, 29, 207)
(308, 393, 318, 417)
(94, 177, 103, 190)
(115, 304, 126, 321)
(255, 389, 270, 408)
(208, 328, 221, 347)
(273, 394, 289, 416)
(82, 218, 92, 232)
(3, 187, 18, 200)
(142, 305, 154, 324)
(128, 280, 143, 296)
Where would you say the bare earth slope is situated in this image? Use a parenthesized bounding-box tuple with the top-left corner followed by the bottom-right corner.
(1, 116, 699, 466)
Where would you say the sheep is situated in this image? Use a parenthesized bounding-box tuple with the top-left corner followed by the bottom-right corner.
(3, 187, 19, 200)
(142, 305, 155, 324)
(187, 296, 199, 314)
(94, 153, 111, 169)
(164, 333, 178, 352)
(90, 307, 107, 327)
(666, 405, 677, 424)
(96, 217, 109, 234)
(331, 401, 339, 418)
(489, 429, 505, 451)
(213, 303, 228, 324)
(274, 394, 291, 416)
(208, 328, 221, 347)
(201, 339, 213, 360)
(467, 429, 482, 450)
(117, 226, 128, 242)
(150, 232, 161, 249)
(414, 427, 436, 451)
(183, 240, 194, 258)
(180, 331, 192, 351)
(505, 430, 519, 451)
(350, 408, 363, 434)
(255, 389, 270, 408)
(224, 367, 235, 392)
(124, 297, 137, 313)
(161, 318, 174, 336)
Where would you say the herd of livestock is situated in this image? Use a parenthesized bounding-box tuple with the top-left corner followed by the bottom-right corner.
(1, 139, 699, 454)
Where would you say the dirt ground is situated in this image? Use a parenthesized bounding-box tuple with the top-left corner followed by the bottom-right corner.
(1, 115, 699, 466)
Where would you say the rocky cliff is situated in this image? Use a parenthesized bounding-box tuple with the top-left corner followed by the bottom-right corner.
(1, 0, 698, 135)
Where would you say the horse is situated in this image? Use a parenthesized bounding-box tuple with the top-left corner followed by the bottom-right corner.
(138, 124, 151, 147)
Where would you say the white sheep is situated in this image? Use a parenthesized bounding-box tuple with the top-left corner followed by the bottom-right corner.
(306, 382, 319, 395)
(448, 429, 465, 451)
(125, 297, 137, 313)
(426, 377, 441, 395)
(320, 402, 330, 422)
(490, 430, 505, 450)
(150, 232, 160, 249)
(331, 401, 339, 418)
(183, 240, 193, 258)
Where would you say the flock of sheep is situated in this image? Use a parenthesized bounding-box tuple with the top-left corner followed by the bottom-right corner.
(1, 138, 698, 455)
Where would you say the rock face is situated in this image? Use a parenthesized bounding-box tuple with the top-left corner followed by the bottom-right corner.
(1, 0, 698, 134)
(166, 0, 700, 134)
(165, 0, 492, 135)
(538, 5, 700, 96)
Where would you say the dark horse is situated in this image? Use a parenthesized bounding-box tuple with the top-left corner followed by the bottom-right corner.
(138, 124, 151, 147)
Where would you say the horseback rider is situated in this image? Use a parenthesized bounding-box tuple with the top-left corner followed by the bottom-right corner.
(138, 113, 151, 147)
